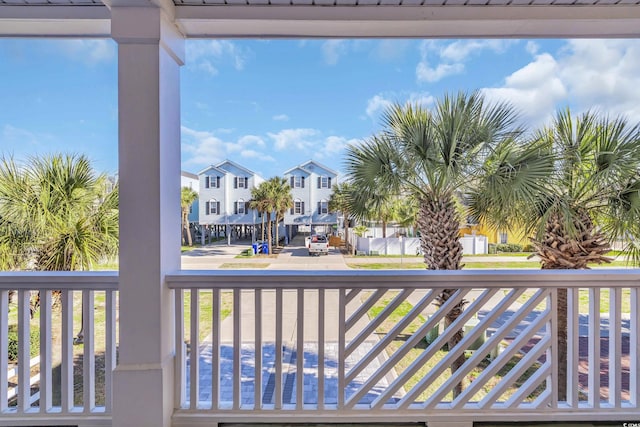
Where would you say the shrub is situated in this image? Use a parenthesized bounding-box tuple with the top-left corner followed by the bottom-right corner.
(495, 243, 523, 253)
(522, 243, 536, 252)
(488, 243, 497, 254)
(8, 327, 40, 362)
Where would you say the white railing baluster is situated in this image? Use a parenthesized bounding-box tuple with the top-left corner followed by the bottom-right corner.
(566, 287, 579, 407)
(39, 289, 52, 412)
(631, 287, 640, 407)
(83, 290, 95, 412)
(275, 288, 283, 410)
(588, 288, 601, 408)
(0, 289, 8, 413)
(17, 289, 30, 413)
(61, 289, 74, 412)
(296, 288, 304, 410)
(338, 288, 345, 409)
(609, 287, 621, 407)
(174, 288, 185, 410)
(233, 288, 241, 410)
(318, 288, 325, 410)
(211, 288, 220, 411)
(549, 287, 557, 409)
(105, 290, 116, 413)
(254, 288, 262, 410)
(189, 289, 199, 410)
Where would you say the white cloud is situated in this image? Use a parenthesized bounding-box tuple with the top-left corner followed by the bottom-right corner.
(181, 127, 273, 168)
(365, 91, 435, 119)
(268, 128, 320, 151)
(322, 40, 348, 66)
(374, 40, 411, 62)
(272, 114, 289, 121)
(416, 40, 516, 83)
(240, 149, 275, 162)
(238, 135, 266, 148)
(416, 61, 465, 83)
(55, 39, 116, 65)
(366, 95, 393, 119)
(186, 40, 251, 75)
(482, 40, 640, 126)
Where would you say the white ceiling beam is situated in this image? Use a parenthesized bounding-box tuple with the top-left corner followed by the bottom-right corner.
(0, 5, 111, 37)
(175, 5, 640, 38)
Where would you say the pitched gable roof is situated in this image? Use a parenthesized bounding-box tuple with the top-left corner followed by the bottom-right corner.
(284, 160, 338, 176)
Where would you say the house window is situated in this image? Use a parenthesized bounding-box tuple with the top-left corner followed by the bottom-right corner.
(234, 176, 248, 189)
(207, 199, 220, 215)
(499, 231, 508, 244)
(292, 176, 305, 188)
(291, 199, 305, 215)
(236, 199, 245, 215)
(318, 176, 331, 189)
(205, 175, 220, 188)
(318, 200, 328, 214)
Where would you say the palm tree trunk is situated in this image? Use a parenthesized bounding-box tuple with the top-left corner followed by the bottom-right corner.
(416, 194, 466, 397)
(382, 220, 387, 238)
(533, 211, 611, 402)
(266, 213, 273, 255)
(275, 213, 280, 248)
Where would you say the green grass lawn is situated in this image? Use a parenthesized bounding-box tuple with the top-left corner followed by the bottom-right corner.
(348, 260, 633, 270)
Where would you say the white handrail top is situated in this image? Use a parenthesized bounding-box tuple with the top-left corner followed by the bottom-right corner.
(0, 271, 119, 290)
(167, 269, 640, 289)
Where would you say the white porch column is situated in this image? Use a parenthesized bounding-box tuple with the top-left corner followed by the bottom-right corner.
(111, 8, 184, 427)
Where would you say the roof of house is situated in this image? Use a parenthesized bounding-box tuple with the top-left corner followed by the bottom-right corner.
(284, 160, 338, 176)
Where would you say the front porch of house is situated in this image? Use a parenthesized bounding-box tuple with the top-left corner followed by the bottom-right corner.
(3, 1, 640, 426)
(1, 270, 639, 426)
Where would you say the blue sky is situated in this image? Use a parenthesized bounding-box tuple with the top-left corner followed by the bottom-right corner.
(2, 38, 640, 179)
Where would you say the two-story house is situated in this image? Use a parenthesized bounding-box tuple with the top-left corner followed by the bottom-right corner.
(198, 160, 265, 243)
(283, 160, 338, 239)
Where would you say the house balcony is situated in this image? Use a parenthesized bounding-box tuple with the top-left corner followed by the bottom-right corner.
(1, 269, 639, 426)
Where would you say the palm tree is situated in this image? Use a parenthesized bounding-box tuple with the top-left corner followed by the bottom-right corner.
(345, 91, 533, 396)
(181, 186, 198, 247)
(0, 154, 119, 320)
(468, 108, 640, 400)
(250, 177, 288, 255)
(270, 177, 293, 248)
(329, 182, 355, 253)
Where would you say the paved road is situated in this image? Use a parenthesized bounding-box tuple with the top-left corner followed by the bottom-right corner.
(181, 235, 349, 270)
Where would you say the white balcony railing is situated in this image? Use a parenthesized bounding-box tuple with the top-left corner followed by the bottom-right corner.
(0, 272, 118, 427)
(1, 270, 639, 426)
(167, 270, 640, 426)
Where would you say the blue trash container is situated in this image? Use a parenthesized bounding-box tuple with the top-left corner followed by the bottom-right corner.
(252, 243, 258, 255)
(262, 244, 269, 255)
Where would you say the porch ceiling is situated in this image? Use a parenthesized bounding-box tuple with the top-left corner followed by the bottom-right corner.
(0, 0, 639, 38)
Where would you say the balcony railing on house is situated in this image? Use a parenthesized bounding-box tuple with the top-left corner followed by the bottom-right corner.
(167, 270, 640, 426)
(1, 270, 640, 426)
(0, 272, 118, 427)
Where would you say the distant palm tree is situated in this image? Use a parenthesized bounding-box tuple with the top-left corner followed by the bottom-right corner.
(250, 177, 290, 255)
(469, 108, 640, 400)
(271, 177, 293, 248)
(181, 186, 198, 247)
(345, 92, 542, 396)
